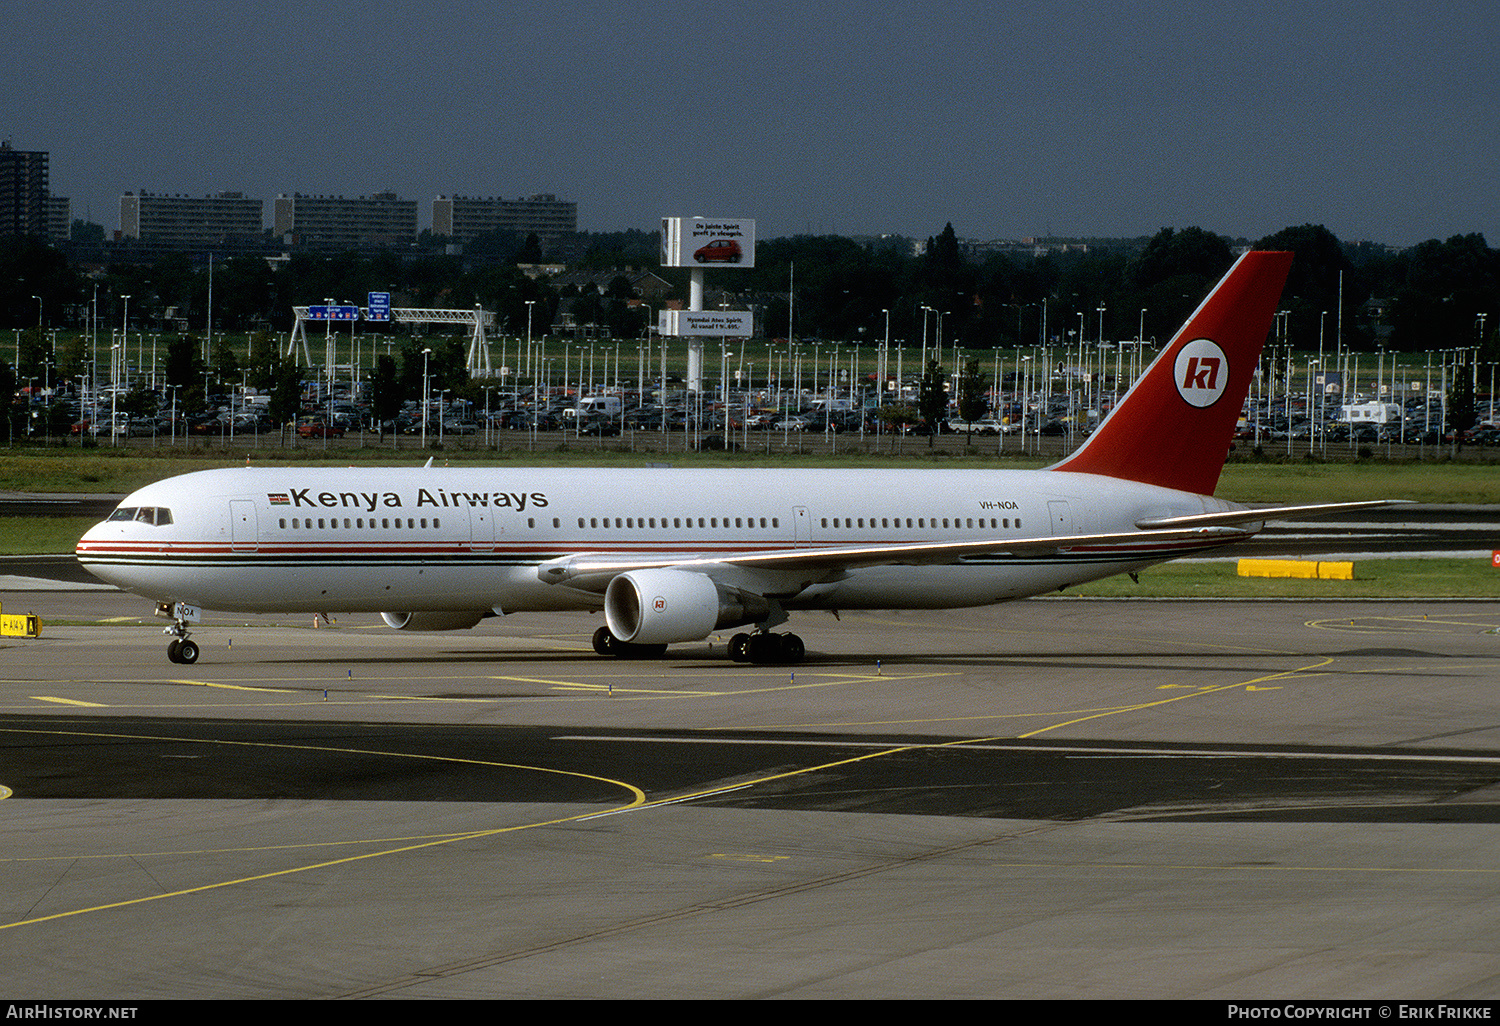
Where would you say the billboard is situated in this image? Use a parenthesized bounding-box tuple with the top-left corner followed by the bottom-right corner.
(661, 217, 755, 268)
(658, 310, 753, 337)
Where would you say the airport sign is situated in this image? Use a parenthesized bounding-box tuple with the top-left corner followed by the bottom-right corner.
(305, 304, 360, 321)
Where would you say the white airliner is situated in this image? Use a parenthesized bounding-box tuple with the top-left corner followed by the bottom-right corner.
(77, 251, 1392, 665)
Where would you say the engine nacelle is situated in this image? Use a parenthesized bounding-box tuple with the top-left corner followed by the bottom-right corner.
(380, 610, 488, 631)
(605, 568, 768, 645)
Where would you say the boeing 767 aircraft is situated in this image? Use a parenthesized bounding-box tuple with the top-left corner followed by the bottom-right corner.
(77, 251, 1390, 665)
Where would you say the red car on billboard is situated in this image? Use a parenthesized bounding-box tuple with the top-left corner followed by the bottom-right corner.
(693, 239, 742, 263)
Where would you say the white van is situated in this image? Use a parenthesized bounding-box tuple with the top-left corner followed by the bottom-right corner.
(575, 395, 622, 418)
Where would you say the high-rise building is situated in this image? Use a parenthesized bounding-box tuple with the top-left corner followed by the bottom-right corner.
(45, 196, 70, 241)
(274, 192, 417, 252)
(432, 194, 577, 242)
(120, 191, 264, 247)
(0, 141, 49, 237)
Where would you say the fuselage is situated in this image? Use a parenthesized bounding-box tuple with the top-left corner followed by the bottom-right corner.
(76, 465, 1244, 616)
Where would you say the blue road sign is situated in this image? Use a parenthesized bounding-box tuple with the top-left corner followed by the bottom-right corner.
(306, 304, 360, 321)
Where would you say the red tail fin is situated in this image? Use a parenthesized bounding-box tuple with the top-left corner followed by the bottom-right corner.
(1050, 250, 1293, 496)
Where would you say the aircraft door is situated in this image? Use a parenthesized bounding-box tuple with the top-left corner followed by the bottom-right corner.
(1047, 500, 1074, 536)
(793, 506, 810, 545)
(470, 507, 495, 552)
(230, 500, 258, 552)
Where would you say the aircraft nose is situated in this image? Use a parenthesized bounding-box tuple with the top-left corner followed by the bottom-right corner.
(76, 520, 109, 560)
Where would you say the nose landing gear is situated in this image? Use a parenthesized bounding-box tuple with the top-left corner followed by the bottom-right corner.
(157, 601, 202, 664)
(167, 636, 200, 664)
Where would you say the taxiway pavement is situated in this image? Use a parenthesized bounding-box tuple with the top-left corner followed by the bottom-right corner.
(1, 589, 1498, 999)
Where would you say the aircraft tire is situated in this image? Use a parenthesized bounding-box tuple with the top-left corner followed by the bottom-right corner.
(780, 633, 805, 664)
(167, 639, 182, 663)
(729, 633, 750, 662)
(592, 626, 617, 656)
(747, 633, 806, 666)
(177, 639, 199, 664)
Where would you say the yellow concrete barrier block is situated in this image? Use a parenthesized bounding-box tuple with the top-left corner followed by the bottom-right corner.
(0, 613, 42, 637)
(1237, 559, 1353, 580)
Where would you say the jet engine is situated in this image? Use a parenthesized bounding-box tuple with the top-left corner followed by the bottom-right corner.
(604, 568, 769, 645)
(380, 610, 488, 631)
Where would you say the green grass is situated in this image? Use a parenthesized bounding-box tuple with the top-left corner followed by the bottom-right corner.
(1061, 558, 1500, 599)
(4, 446, 1500, 503)
(0, 517, 98, 555)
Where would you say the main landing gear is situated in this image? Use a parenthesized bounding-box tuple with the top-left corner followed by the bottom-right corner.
(590, 626, 807, 664)
(592, 626, 667, 660)
(727, 631, 805, 665)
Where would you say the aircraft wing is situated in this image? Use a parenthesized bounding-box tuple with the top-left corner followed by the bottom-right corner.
(537, 524, 1252, 592)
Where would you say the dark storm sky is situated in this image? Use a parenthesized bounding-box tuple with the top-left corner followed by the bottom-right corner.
(9, 0, 1497, 247)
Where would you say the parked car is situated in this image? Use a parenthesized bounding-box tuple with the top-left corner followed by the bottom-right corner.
(297, 418, 345, 438)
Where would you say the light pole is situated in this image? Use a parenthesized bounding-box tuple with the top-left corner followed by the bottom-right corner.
(524, 300, 536, 384)
(420, 347, 432, 448)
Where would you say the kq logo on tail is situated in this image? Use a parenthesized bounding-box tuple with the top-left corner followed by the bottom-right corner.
(1174, 338, 1229, 408)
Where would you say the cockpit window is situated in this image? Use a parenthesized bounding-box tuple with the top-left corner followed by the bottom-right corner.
(107, 506, 172, 525)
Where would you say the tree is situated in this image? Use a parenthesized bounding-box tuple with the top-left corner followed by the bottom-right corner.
(956, 357, 989, 447)
(163, 336, 207, 418)
(368, 354, 401, 443)
(1448, 358, 1477, 449)
(917, 359, 948, 448)
(267, 359, 302, 437)
(876, 401, 917, 450)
